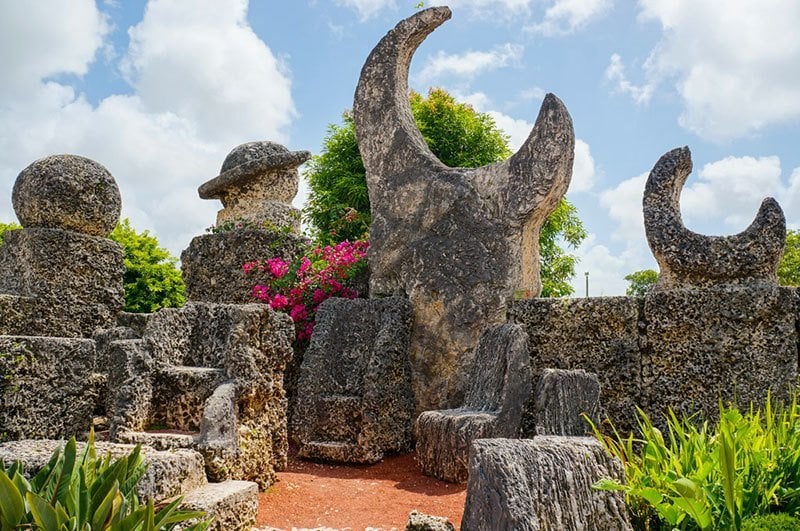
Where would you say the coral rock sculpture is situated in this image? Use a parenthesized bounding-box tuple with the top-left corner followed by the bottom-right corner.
(353, 7, 574, 412)
(199, 141, 310, 233)
(644, 146, 785, 291)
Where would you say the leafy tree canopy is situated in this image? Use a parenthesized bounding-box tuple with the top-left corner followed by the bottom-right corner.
(109, 218, 186, 313)
(0, 221, 21, 246)
(778, 229, 800, 286)
(624, 269, 659, 297)
(304, 87, 586, 296)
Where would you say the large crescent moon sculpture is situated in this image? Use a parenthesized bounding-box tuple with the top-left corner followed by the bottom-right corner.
(353, 7, 575, 411)
(643, 146, 785, 291)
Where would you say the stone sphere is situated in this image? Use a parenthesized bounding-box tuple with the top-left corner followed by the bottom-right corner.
(13, 154, 121, 236)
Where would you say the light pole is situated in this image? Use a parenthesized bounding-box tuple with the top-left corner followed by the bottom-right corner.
(585, 271, 589, 298)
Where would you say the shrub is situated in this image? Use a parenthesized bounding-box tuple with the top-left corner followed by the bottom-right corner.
(592, 395, 800, 530)
(742, 514, 800, 531)
(0, 432, 210, 530)
(245, 240, 368, 341)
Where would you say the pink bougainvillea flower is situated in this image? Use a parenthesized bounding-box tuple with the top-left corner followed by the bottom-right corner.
(269, 293, 289, 310)
(242, 261, 259, 274)
(297, 256, 312, 277)
(251, 284, 269, 301)
(289, 304, 308, 323)
(265, 257, 289, 279)
(312, 288, 327, 305)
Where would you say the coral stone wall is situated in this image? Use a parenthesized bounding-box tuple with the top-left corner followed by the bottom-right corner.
(511, 287, 799, 433)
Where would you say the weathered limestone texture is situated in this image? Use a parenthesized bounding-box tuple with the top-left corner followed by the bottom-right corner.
(533, 368, 600, 436)
(294, 297, 415, 463)
(181, 229, 307, 304)
(509, 297, 641, 434)
(0, 155, 124, 338)
(643, 285, 798, 426)
(0, 439, 207, 501)
(13, 154, 121, 237)
(199, 141, 310, 231)
(406, 510, 455, 531)
(104, 302, 294, 489)
(0, 336, 97, 440)
(461, 437, 632, 530)
(644, 147, 785, 291)
(180, 480, 259, 531)
(415, 324, 531, 483)
(353, 7, 575, 412)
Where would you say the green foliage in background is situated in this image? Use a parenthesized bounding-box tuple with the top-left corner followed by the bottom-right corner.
(304, 87, 586, 296)
(592, 395, 800, 530)
(0, 432, 210, 530)
(778, 229, 800, 286)
(0, 222, 20, 247)
(109, 219, 185, 313)
(624, 269, 659, 297)
(742, 514, 800, 530)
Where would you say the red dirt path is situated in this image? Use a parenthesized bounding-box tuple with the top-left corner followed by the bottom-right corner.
(257, 452, 466, 530)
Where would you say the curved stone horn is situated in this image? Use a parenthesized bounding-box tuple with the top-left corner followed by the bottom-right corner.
(643, 146, 786, 290)
(353, 7, 450, 183)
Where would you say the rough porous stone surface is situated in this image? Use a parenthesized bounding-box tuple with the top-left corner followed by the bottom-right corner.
(509, 297, 641, 435)
(461, 437, 632, 530)
(0, 439, 206, 501)
(353, 7, 575, 413)
(0, 227, 124, 336)
(415, 324, 531, 483)
(179, 480, 258, 531)
(106, 302, 294, 489)
(644, 147, 785, 291)
(181, 230, 307, 304)
(12, 154, 121, 236)
(0, 336, 97, 440)
(533, 368, 600, 436)
(0, 294, 117, 339)
(198, 141, 310, 230)
(643, 285, 798, 427)
(406, 510, 455, 531)
(294, 297, 415, 463)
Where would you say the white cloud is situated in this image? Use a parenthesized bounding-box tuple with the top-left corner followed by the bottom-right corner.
(605, 53, 654, 105)
(428, 0, 533, 18)
(528, 0, 613, 35)
(334, 0, 396, 21)
(0, 1, 110, 96)
(0, 0, 296, 256)
(415, 43, 523, 82)
(630, 0, 800, 141)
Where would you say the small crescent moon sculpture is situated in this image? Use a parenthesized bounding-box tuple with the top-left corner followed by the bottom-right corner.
(643, 146, 785, 291)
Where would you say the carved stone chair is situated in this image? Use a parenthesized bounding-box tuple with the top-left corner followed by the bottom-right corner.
(415, 323, 532, 483)
(100, 302, 293, 489)
(293, 296, 415, 463)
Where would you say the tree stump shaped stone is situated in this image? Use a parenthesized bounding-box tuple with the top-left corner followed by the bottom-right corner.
(533, 368, 600, 436)
(462, 437, 632, 530)
(353, 7, 575, 412)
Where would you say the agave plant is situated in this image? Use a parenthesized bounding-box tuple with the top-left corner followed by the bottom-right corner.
(0, 431, 211, 530)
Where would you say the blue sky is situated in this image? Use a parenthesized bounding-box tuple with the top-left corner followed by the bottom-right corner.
(1, 0, 799, 295)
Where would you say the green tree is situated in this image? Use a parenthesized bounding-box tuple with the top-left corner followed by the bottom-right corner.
(304, 87, 586, 296)
(109, 218, 186, 313)
(778, 229, 800, 286)
(624, 269, 659, 297)
(0, 221, 21, 246)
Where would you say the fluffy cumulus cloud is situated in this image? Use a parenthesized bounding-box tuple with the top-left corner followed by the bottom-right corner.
(428, 0, 533, 18)
(612, 0, 800, 141)
(527, 0, 613, 35)
(334, 0, 396, 21)
(0, 0, 296, 255)
(415, 43, 524, 83)
(604, 53, 653, 105)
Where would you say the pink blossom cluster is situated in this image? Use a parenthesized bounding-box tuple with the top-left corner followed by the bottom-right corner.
(243, 240, 368, 342)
